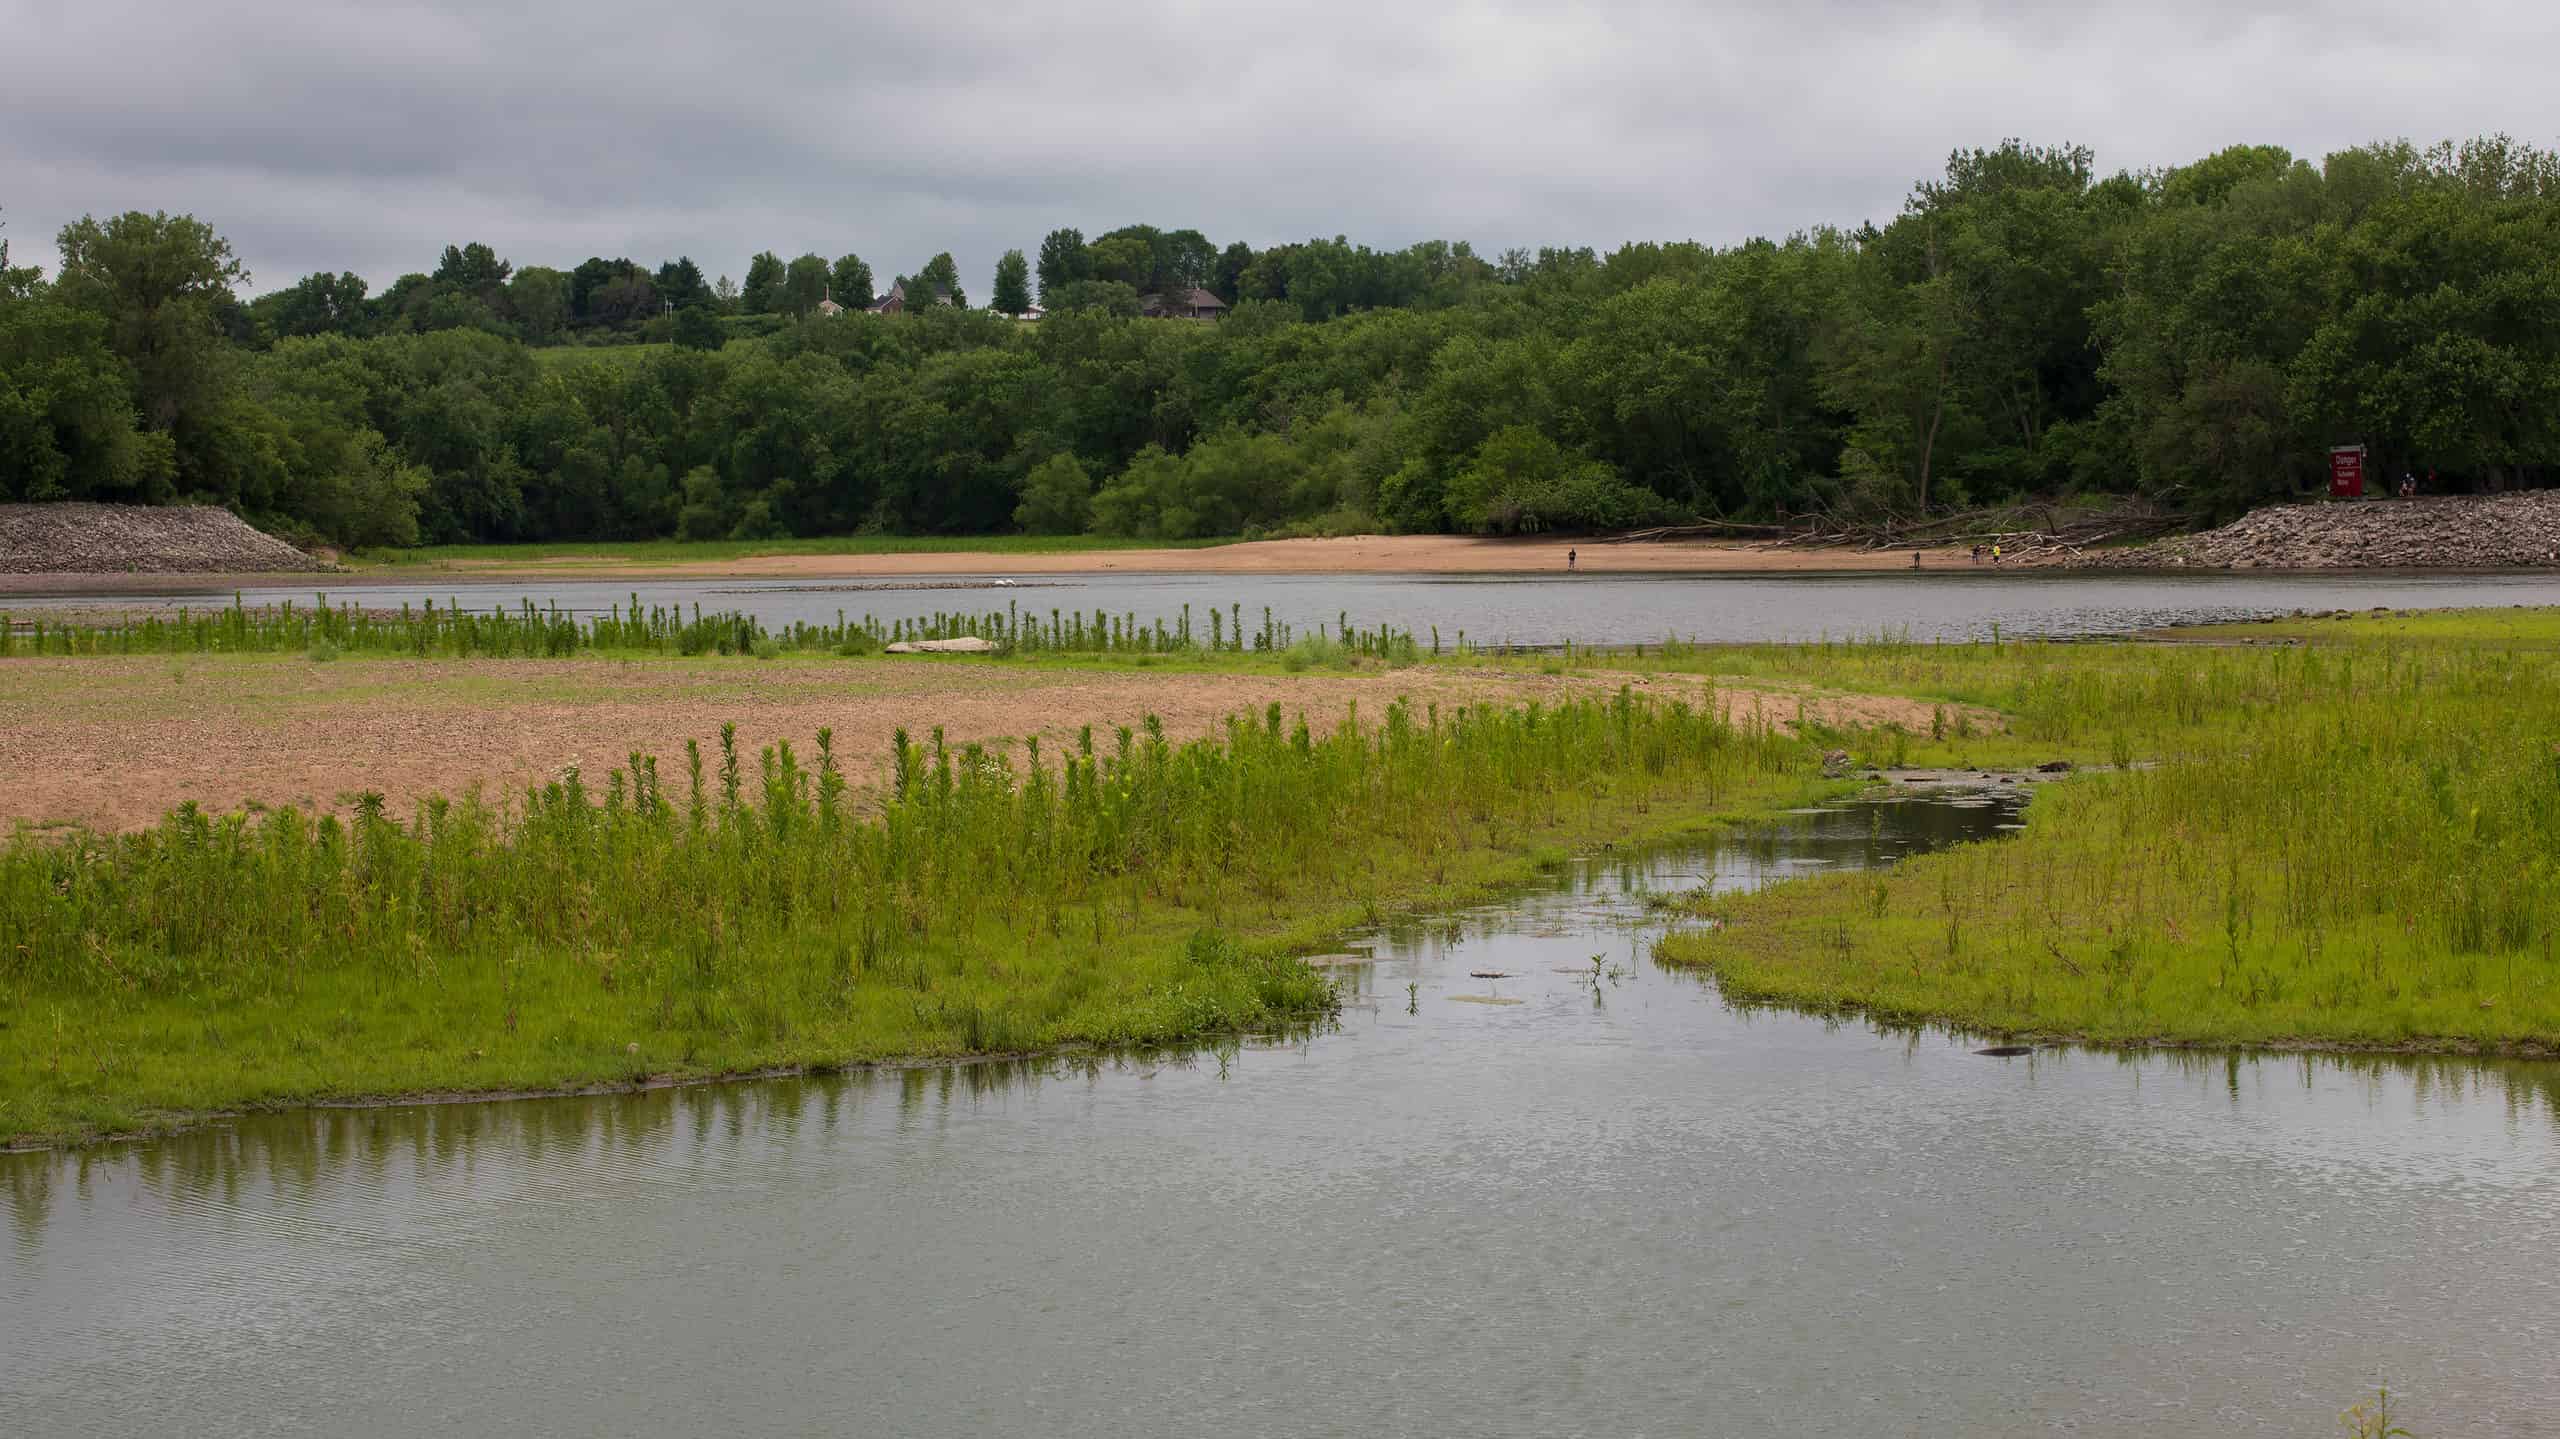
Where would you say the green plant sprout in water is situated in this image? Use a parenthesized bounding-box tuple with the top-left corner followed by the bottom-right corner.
(2340, 1387, 2414, 1438)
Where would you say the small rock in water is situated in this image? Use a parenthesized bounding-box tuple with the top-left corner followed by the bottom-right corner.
(885, 636, 1001, 654)
(2035, 760, 2073, 774)
(1467, 970, 1515, 979)
(1974, 1044, 2035, 1057)
(1821, 748, 1854, 778)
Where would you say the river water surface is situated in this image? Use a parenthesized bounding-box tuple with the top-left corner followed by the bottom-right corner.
(13, 568, 2560, 644)
(6, 793, 2556, 1436)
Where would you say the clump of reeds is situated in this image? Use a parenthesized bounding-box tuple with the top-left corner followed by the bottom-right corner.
(1, 687, 1800, 1138)
(1, 593, 1424, 665)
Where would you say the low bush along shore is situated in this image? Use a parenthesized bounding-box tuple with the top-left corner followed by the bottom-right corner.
(5, 604, 2556, 1144)
(1653, 609, 2560, 1053)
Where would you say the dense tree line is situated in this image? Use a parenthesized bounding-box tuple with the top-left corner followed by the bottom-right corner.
(6, 136, 2558, 549)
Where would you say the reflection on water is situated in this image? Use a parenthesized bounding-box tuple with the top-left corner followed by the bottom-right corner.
(15, 568, 2560, 644)
(7, 793, 2559, 1437)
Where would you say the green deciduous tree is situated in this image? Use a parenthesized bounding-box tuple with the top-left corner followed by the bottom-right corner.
(1040, 279, 1140, 317)
(915, 252, 965, 308)
(672, 303, 726, 352)
(51, 211, 246, 434)
(433, 242, 511, 300)
(1086, 234, 1150, 290)
(780, 253, 830, 317)
(740, 251, 786, 314)
(992, 249, 1032, 314)
(1442, 426, 1664, 533)
(252, 271, 371, 341)
(653, 256, 711, 310)
(0, 296, 174, 500)
(506, 266, 571, 344)
(1036, 227, 1091, 299)
(1013, 452, 1093, 532)
(829, 253, 875, 309)
(1213, 241, 1254, 303)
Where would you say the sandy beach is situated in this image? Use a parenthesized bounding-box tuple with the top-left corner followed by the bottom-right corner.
(0, 535, 1979, 596)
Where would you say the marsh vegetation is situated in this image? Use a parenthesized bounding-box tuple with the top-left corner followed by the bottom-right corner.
(1655, 614, 2560, 1050)
(1, 688, 1801, 1143)
(8, 600, 2559, 1142)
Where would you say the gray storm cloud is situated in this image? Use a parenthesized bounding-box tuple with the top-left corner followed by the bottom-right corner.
(4, 0, 2553, 294)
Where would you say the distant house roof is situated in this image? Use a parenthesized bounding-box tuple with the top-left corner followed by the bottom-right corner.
(867, 281, 954, 315)
(816, 297, 844, 317)
(1138, 287, 1229, 318)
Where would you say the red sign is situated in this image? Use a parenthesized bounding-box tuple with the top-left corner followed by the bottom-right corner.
(2329, 446, 2366, 498)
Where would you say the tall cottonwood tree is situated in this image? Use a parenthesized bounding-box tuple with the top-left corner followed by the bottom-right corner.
(992, 249, 1031, 314)
(740, 251, 786, 314)
(51, 211, 245, 434)
(1035, 227, 1090, 298)
(780, 253, 830, 317)
(915, 252, 965, 307)
(829, 253, 874, 309)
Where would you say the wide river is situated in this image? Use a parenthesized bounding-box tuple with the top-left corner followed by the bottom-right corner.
(6, 794, 2555, 1436)
(13, 567, 2560, 644)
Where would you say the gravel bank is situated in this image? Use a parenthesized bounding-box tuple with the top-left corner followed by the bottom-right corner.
(0, 503, 321, 575)
(2064, 492, 2560, 570)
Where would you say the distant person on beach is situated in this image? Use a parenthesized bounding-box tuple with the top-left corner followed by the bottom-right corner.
(1567, 547, 1577, 572)
(1970, 543, 1984, 565)
(1990, 543, 2002, 564)
(2400, 470, 2417, 498)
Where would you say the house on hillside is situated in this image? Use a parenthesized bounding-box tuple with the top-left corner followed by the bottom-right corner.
(1138, 287, 1229, 321)
(867, 281, 954, 315)
(816, 297, 845, 317)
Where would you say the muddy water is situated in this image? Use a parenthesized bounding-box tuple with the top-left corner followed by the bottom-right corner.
(14, 568, 2560, 644)
(6, 794, 2558, 1437)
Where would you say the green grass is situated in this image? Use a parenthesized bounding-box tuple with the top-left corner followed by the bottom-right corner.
(351, 532, 1240, 568)
(1, 689, 1811, 1146)
(526, 342, 674, 371)
(1655, 625, 2560, 1052)
(2176, 604, 2560, 648)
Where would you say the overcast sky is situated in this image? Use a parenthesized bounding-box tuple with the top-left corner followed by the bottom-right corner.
(6, 0, 2555, 297)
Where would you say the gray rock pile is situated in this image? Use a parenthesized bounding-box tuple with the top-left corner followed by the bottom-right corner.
(2067, 492, 2560, 570)
(0, 503, 321, 574)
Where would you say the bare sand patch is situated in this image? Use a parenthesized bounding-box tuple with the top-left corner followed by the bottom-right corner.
(0, 536, 1981, 596)
(440, 535, 1976, 578)
(0, 656, 1982, 833)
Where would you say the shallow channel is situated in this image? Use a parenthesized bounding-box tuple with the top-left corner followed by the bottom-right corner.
(5, 791, 2557, 1436)
(13, 568, 2560, 644)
